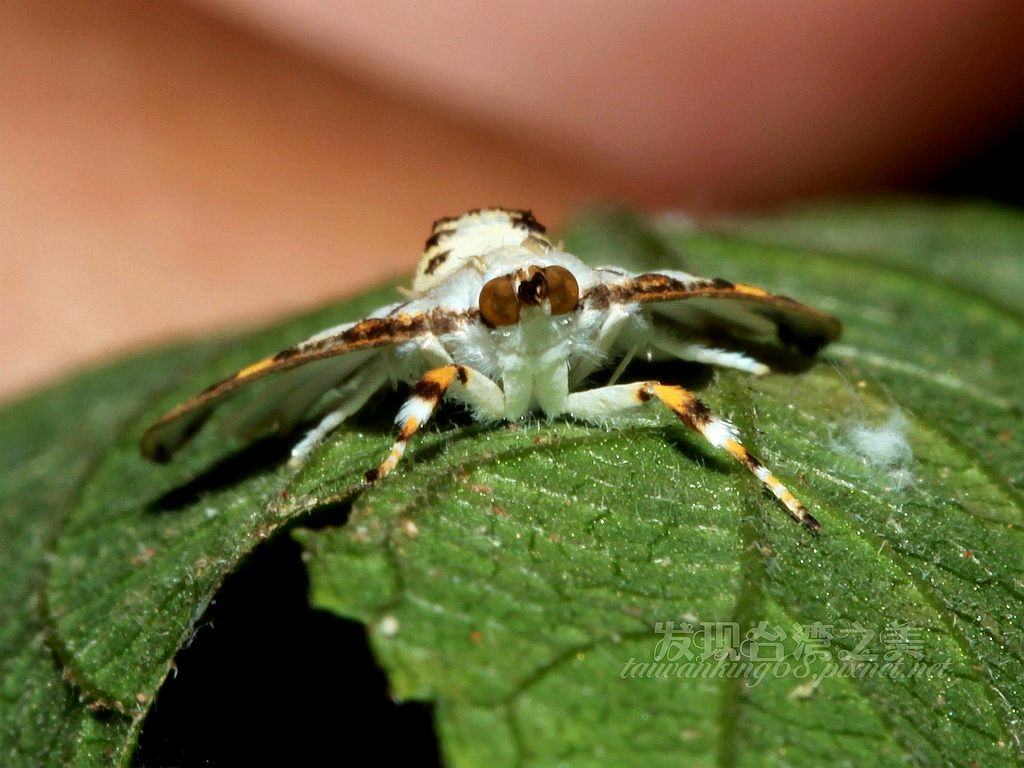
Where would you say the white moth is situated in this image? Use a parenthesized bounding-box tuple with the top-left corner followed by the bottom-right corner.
(142, 209, 840, 532)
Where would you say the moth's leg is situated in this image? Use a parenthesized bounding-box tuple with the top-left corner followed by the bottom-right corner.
(569, 305, 634, 387)
(367, 364, 504, 483)
(651, 333, 768, 376)
(288, 363, 392, 466)
(564, 381, 818, 532)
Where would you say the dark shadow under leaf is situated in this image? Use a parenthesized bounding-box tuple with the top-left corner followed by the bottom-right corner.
(133, 534, 442, 767)
(146, 435, 294, 512)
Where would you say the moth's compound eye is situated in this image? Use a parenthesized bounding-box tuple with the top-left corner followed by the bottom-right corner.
(479, 276, 520, 326)
(542, 266, 579, 315)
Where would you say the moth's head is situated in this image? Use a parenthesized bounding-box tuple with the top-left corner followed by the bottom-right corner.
(478, 264, 579, 326)
(413, 207, 553, 292)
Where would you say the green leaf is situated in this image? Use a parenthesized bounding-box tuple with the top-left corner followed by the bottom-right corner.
(0, 346, 218, 765)
(299, 204, 1024, 766)
(1, 201, 1021, 766)
(40, 289, 399, 714)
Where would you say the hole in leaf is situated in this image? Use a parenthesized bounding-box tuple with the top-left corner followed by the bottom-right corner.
(133, 534, 442, 766)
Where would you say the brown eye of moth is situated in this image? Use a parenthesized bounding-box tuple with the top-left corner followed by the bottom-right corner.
(479, 275, 520, 326)
(542, 265, 579, 315)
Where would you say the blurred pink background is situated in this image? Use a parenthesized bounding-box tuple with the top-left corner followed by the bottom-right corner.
(3, 0, 1024, 400)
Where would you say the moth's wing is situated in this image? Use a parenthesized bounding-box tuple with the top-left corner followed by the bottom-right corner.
(217, 347, 379, 439)
(584, 269, 841, 354)
(140, 311, 434, 462)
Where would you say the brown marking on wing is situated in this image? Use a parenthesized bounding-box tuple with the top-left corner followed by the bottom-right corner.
(430, 213, 461, 231)
(430, 307, 478, 334)
(431, 207, 545, 234)
(584, 273, 773, 307)
(507, 208, 546, 235)
(424, 208, 548, 253)
(141, 308, 474, 461)
(424, 250, 450, 276)
(423, 230, 446, 251)
(582, 272, 841, 351)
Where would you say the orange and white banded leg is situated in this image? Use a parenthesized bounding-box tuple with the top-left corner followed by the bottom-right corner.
(564, 381, 819, 532)
(365, 364, 504, 484)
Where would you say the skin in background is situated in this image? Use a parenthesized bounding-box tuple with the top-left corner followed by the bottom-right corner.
(2, 0, 1023, 400)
